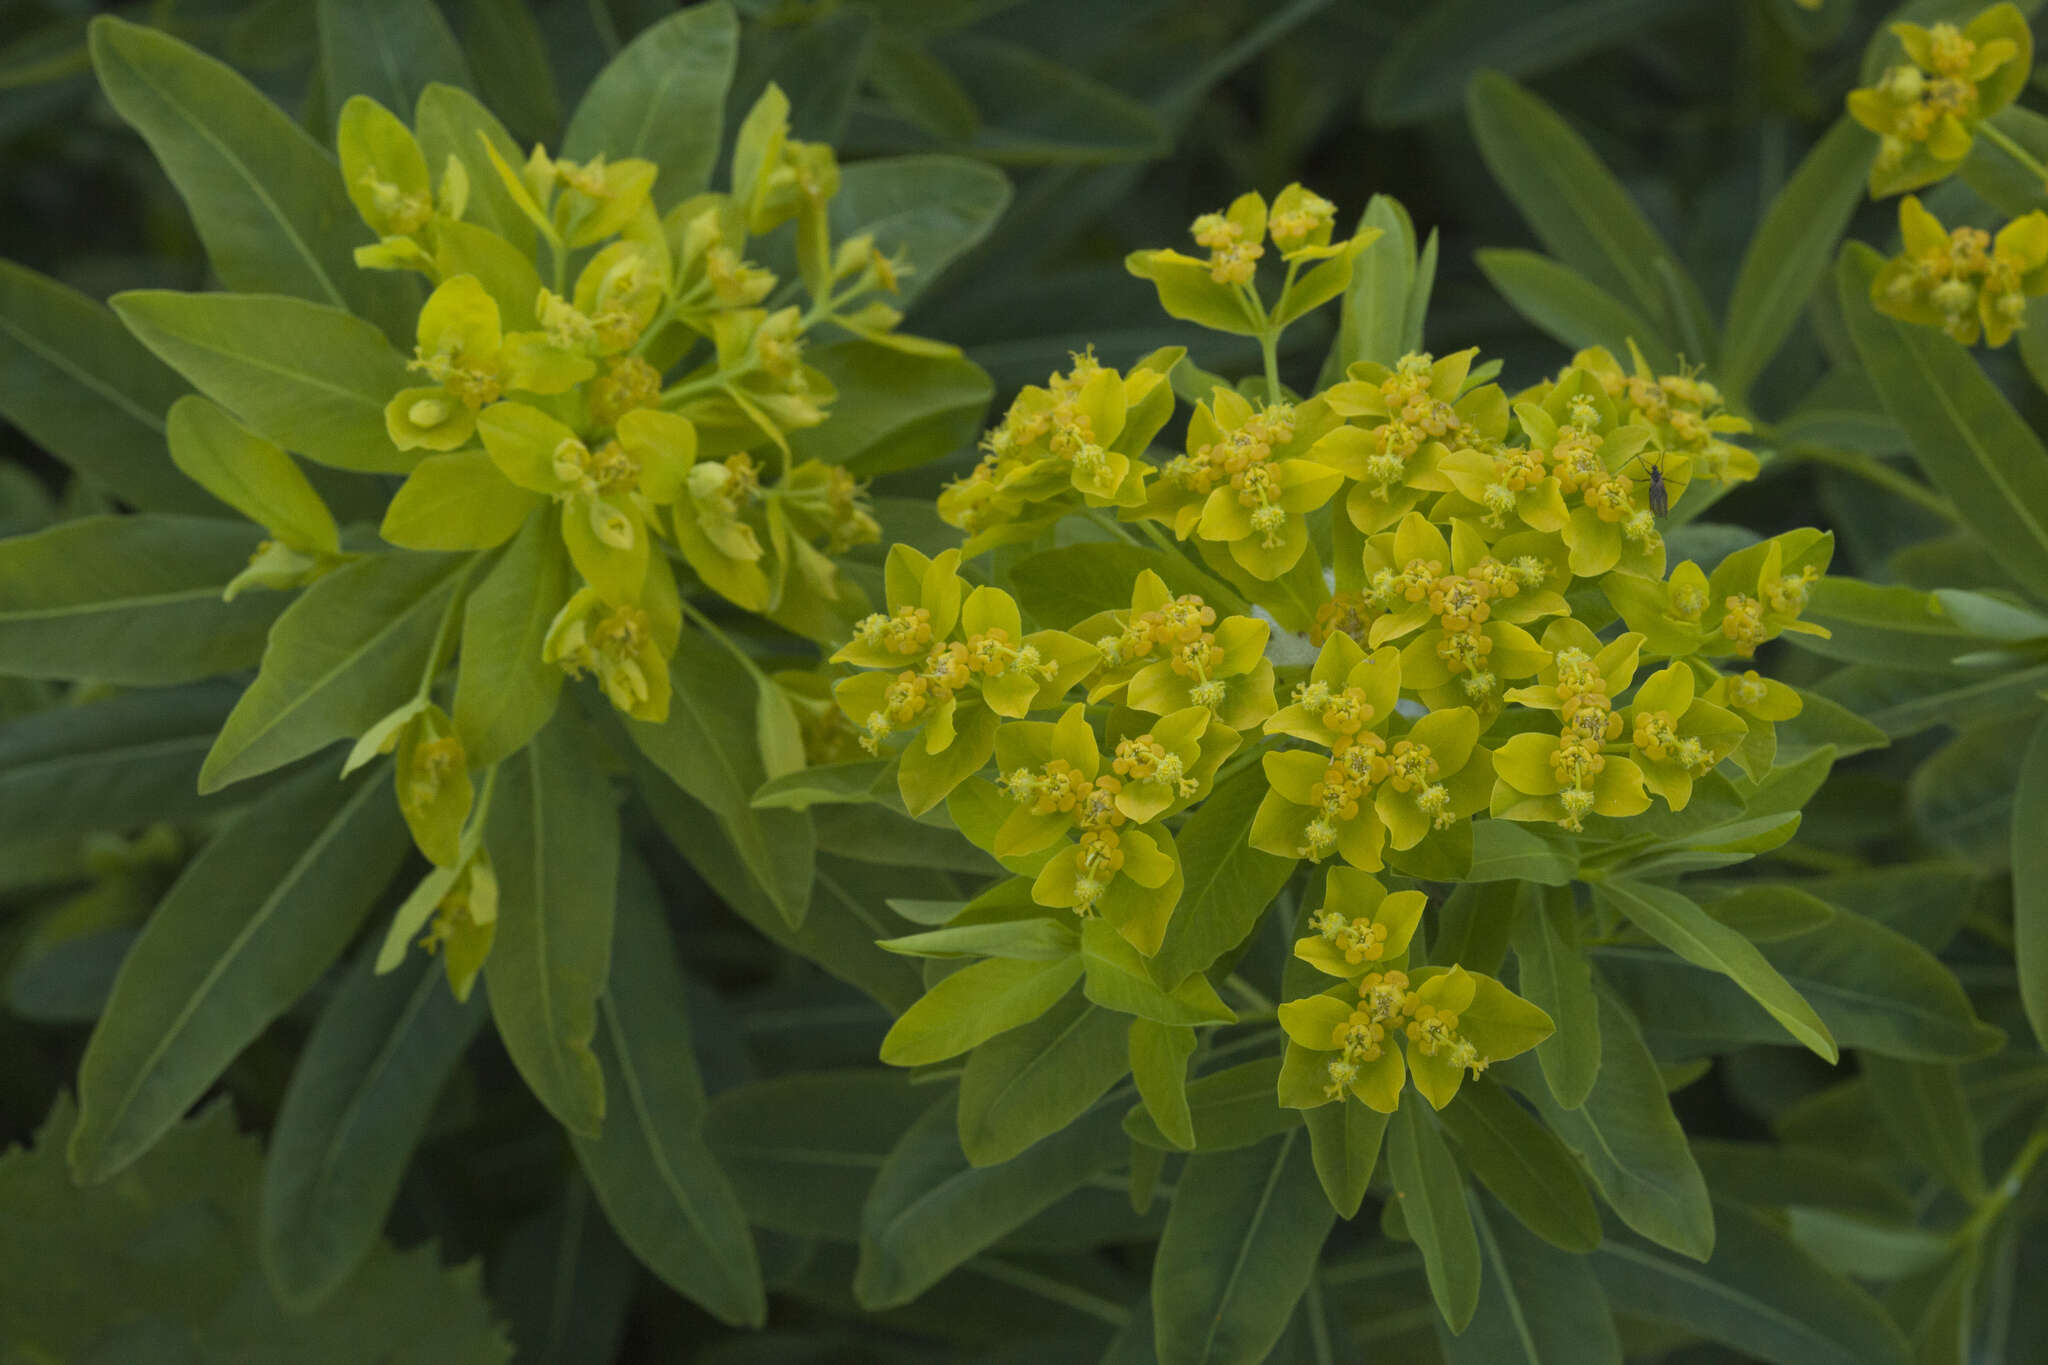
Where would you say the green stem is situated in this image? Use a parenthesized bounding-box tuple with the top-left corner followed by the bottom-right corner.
(1260, 329, 1283, 404)
(1086, 508, 1138, 545)
(1979, 119, 2048, 196)
(1225, 973, 1276, 1014)
(1953, 1126, 2048, 1247)
(1136, 519, 1182, 556)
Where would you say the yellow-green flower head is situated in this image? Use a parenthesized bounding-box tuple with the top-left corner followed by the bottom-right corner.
(1493, 619, 1651, 832)
(987, 704, 1184, 955)
(1178, 406, 1345, 582)
(779, 459, 881, 554)
(338, 96, 435, 240)
(1849, 4, 2034, 196)
(1318, 348, 1510, 534)
(1704, 667, 1802, 727)
(1574, 343, 1758, 485)
(1293, 867, 1427, 979)
(544, 580, 682, 723)
(1126, 185, 1377, 335)
(1104, 705, 1239, 822)
(1698, 529, 1834, 660)
(1358, 513, 1560, 709)
(1276, 964, 1552, 1112)
(943, 348, 1179, 551)
(1872, 195, 2048, 347)
(1512, 366, 1670, 579)
(477, 402, 695, 606)
(1602, 558, 1715, 658)
(732, 82, 839, 237)
(418, 849, 498, 1002)
(1251, 640, 1488, 868)
(394, 703, 472, 868)
(1622, 662, 1748, 811)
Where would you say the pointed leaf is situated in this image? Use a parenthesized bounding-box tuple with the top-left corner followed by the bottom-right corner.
(562, 2, 737, 206)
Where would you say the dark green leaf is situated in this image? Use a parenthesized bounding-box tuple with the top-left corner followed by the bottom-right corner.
(1389, 1103, 1481, 1332)
(1145, 763, 1295, 989)
(318, 0, 472, 114)
(563, 2, 736, 207)
(486, 708, 620, 1139)
(1862, 1055, 1984, 1199)
(70, 764, 409, 1182)
(1007, 543, 1249, 630)
(1439, 1079, 1600, 1252)
(786, 341, 992, 478)
(1510, 884, 1599, 1108)
(704, 1070, 928, 1240)
(2019, 713, 2048, 1050)
(1152, 1130, 1334, 1365)
(1303, 1095, 1387, 1219)
(571, 854, 765, 1326)
(957, 994, 1128, 1166)
(260, 941, 485, 1308)
(1475, 249, 1675, 372)
(1445, 1192, 1622, 1365)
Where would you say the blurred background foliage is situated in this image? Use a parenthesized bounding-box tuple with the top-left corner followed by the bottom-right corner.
(5, 0, 2046, 1360)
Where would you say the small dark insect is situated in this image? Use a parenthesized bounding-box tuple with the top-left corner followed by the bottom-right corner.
(1621, 452, 1669, 517)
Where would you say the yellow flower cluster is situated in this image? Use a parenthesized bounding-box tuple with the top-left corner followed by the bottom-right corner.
(1871, 195, 2048, 346)
(1848, 5, 2033, 196)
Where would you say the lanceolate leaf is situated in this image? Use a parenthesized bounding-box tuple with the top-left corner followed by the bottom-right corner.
(89, 16, 411, 333)
(486, 708, 620, 1139)
(1838, 242, 2048, 603)
(453, 516, 567, 767)
(1389, 1104, 1481, 1332)
(0, 260, 211, 515)
(202, 552, 470, 792)
(1303, 1095, 1388, 1220)
(112, 291, 415, 475)
(628, 633, 813, 928)
(0, 682, 244, 840)
(562, 2, 737, 207)
(2016, 713, 2048, 1051)
(1506, 992, 1714, 1261)
(0, 515, 284, 684)
(1595, 878, 1836, 1063)
(70, 764, 410, 1183)
(1146, 763, 1296, 988)
(1511, 884, 1600, 1109)
(1475, 249, 1675, 373)
(1152, 1130, 1335, 1365)
(1589, 1199, 1913, 1365)
(318, 0, 472, 115)
(261, 941, 486, 1309)
(855, 1096, 1126, 1308)
(956, 993, 1128, 1166)
(571, 854, 765, 1327)
(824, 156, 1013, 308)
(1861, 1056, 1985, 1200)
(1444, 1193, 1623, 1365)
(1438, 1079, 1600, 1253)
(704, 1070, 929, 1240)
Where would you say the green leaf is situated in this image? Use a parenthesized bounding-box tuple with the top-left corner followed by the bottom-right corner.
(1589, 1198, 1913, 1365)
(168, 396, 341, 553)
(88, 16, 407, 332)
(1467, 72, 1708, 352)
(1328, 194, 1417, 375)
(1599, 908, 2002, 1062)
(1862, 1056, 1984, 1200)
(1911, 721, 2028, 869)
(485, 707, 620, 1139)
(571, 854, 765, 1327)
(202, 552, 467, 792)
(1719, 119, 1876, 401)
(1467, 820, 1578, 885)
(627, 635, 814, 927)
(1389, 1103, 1481, 1332)
(1838, 242, 2048, 603)
(1439, 1078, 1600, 1252)
(1690, 1139, 1913, 1221)
(1007, 543, 1249, 630)
(1303, 1095, 1387, 1219)
(1145, 763, 1296, 989)
(1152, 1130, 1334, 1365)
(0, 682, 248, 841)
(1128, 1018, 1197, 1151)
(879, 918, 1076, 961)
(114, 290, 413, 474)
(318, 0, 471, 114)
(1373, 0, 1696, 126)
(957, 992, 1128, 1166)
(1595, 878, 1836, 1062)
(0, 515, 285, 685)
(455, 0, 558, 147)
(855, 1096, 1125, 1308)
(1475, 249, 1676, 373)
(415, 81, 531, 247)
(491, 1179, 635, 1365)
(70, 764, 410, 1183)
(825, 156, 1011, 307)
(704, 1070, 928, 1240)
(1081, 918, 1234, 1025)
(562, 2, 737, 207)
(260, 941, 485, 1308)
(1446, 1192, 1623, 1365)
(1815, 661, 2048, 739)
(453, 516, 567, 766)
(878, 955, 1083, 1066)
(1125, 1056, 1301, 1153)
(1794, 577, 1983, 672)
(2019, 714, 2048, 1051)
(923, 34, 1167, 165)
(0, 260, 213, 515)
(786, 341, 993, 478)
(1506, 992, 1714, 1260)
(1510, 884, 1600, 1108)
